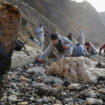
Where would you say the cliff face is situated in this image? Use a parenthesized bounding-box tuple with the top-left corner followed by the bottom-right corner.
(3, 0, 105, 45)
(100, 12, 105, 26)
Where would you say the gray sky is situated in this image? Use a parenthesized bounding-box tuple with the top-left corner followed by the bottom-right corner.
(72, 0, 105, 12)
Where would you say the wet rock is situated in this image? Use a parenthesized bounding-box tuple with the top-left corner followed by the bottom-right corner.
(76, 98, 85, 103)
(18, 101, 29, 105)
(53, 84, 66, 90)
(88, 89, 97, 98)
(86, 98, 103, 105)
(37, 99, 43, 103)
(61, 92, 67, 97)
(20, 76, 30, 82)
(27, 67, 46, 75)
(42, 97, 51, 103)
(28, 63, 34, 67)
(38, 76, 64, 85)
(38, 85, 58, 96)
(8, 95, 17, 102)
(32, 82, 46, 88)
(64, 98, 73, 103)
(68, 83, 82, 90)
(97, 89, 105, 94)
(63, 81, 70, 87)
(55, 100, 62, 105)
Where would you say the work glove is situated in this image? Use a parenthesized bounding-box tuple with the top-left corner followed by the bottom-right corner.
(36, 58, 41, 63)
(64, 46, 67, 49)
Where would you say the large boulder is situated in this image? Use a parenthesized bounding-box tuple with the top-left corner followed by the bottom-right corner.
(11, 45, 42, 68)
(47, 57, 105, 82)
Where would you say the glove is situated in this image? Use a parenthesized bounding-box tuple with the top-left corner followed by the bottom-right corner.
(64, 46, 67, 49)
(36, 58, 41, 63)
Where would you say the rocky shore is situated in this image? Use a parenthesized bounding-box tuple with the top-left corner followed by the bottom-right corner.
(1, 56, 105, 105)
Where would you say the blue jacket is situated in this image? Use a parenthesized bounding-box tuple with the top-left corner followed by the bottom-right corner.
(73, 44, 87, 56)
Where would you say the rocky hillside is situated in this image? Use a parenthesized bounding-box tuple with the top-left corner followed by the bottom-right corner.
(22, 0, 105, 44)
(100, 12, 105, 26)
(1, 0, 105, 46)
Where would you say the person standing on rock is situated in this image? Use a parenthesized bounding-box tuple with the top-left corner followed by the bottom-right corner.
(78, 30, 85, 46)
(72, 44, 88, 57)
(36, 24, 45, 50)
(56, 30, 62, 38)
(36, 34, 73, 62)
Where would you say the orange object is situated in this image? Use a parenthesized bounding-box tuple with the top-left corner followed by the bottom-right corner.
(37, 58, 40, 62)
(64, 46, 67, 49)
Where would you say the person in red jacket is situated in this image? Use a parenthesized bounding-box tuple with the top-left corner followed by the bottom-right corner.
(85, 42, 97, 55)
(99, 44, 105, 55)
(85, 42, 91, 52)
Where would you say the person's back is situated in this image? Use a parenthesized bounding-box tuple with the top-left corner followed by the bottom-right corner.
(73, 44, 87, 57)
(36, 24, 45, 50)
(78, 30, 85, 46)
(90, 44, 97, 55)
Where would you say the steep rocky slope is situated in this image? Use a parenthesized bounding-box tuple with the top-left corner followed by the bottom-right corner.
(100, 12, 105, 26)
(23, 0, 105, 44)
(2, 0, 105, 46)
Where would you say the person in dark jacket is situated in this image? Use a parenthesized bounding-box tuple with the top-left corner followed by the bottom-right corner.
(67, 32, 72, 41)
(99, 44, 105, 55)
(37, 34, 73, 62)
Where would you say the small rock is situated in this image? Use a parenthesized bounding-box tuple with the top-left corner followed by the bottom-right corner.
(28, 63, 34, 67)
(18, 101, 29, 105)
(55, 100, 62, 105)
(68, 83, 82, 90)
(32, 82, 46, 88)
(27, 67, 46, 75)
(88, 89, 97, 98)
(63, 81, 70, 87)
(40, 86, 52, 96)
(86, 98, 103, 105)
(8, 95, 17, 102)
(20, 76, 30, 82)
(64, 98, 73, 103)
(37, 99, 43, 103)
(42, 97, 51, 103)
(97, 89, 105, 94)
(61, 92, 67, 96)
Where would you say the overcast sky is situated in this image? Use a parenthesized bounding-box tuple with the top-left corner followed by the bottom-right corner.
(72, 0, 105, 12)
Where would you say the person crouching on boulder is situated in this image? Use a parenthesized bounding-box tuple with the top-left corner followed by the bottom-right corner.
(36, 34, 73, 62)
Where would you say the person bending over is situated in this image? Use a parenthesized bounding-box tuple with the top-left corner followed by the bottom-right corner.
(37, 34, 73, 62)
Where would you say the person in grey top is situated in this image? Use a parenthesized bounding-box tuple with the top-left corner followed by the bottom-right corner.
(78, 30, 85, 46)
(37, 34, 73, 62)
(73, 44, 88, 57)
(36, 24, 45, 50)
